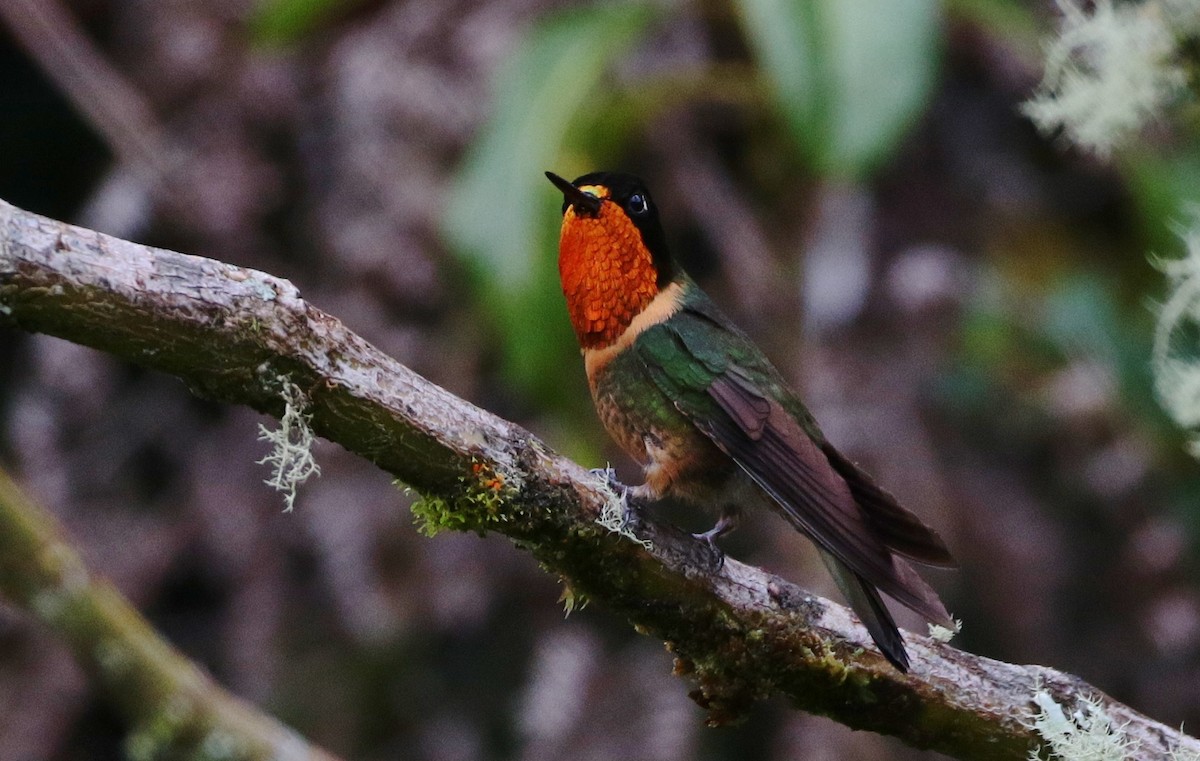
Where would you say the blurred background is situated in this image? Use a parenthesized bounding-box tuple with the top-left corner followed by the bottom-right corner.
(2, 0, 1200, 758)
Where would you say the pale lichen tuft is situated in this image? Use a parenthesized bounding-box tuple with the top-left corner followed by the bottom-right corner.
(257, 381, 320, 512)
(1022, 0, 1198, 156)
(1153, 225, 1200, 459)
(1026, 683, 1136, 760)
(928, 618, 963, 643)
(594, 472, 652, 550)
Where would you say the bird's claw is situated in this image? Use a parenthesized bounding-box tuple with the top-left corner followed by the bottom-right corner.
(690, 528, 726, 572)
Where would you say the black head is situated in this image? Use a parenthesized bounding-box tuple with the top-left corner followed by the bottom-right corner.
(545, 170, 675, 287)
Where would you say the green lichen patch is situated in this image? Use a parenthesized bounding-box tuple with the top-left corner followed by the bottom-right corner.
(410, 493, 468, 536)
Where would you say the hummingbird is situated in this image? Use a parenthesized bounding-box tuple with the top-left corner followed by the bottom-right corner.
(545, 170, 955, 671)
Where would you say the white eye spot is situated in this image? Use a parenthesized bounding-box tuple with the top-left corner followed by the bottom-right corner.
(628, 193, 649, 215)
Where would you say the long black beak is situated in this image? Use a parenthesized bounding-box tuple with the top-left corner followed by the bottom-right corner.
(545, 171, 602, 216)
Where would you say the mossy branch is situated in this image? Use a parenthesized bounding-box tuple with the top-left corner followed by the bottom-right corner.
(1, 197, 1196, 760)
(0, 467, 341, 761)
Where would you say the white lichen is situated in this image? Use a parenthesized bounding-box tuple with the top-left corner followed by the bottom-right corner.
(1153, 225, 1200, 459)
(1026, 685, 1136, 760)
(257, 381, 320, 512)
(593, 467, 652, 550)
(1022, 0, 1197, 156)
(928, 618, 963, 643)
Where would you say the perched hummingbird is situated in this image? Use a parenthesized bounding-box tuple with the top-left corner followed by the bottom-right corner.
(546, 170, 955, 671)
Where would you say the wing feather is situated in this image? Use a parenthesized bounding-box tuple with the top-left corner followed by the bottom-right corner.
(701, 376, 949, 623)
(822, 444, 956, 568)
(635, 303, 952, 625)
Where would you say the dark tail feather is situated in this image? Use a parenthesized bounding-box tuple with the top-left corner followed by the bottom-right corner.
(822, 444, 956, 568)
(821, 552, 910, 671)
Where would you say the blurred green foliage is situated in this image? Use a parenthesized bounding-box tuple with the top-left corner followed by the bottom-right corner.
(249, 0, 374, 45)
(943, 267, 1200, 521)
(1127, 145, 1200, 255)
(965, 273, 1157, 411)
(734, 0, 940, 178)
(442, 3, 656, 412)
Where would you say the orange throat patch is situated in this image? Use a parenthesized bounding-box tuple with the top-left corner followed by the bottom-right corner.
(558, 194, 660, 350)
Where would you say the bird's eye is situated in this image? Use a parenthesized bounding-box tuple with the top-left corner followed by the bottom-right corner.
(627, 193, 649, 215)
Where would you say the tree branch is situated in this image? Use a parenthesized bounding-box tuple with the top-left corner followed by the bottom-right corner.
(1, 197, 1194, 760)
(0, 467, 342, 761)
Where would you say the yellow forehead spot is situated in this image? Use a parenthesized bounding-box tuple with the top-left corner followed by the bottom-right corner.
(577, 184, 610, 201)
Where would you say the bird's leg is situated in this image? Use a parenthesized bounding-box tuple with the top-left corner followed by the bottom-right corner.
(695, 504, 741, 544)
(691, 505, 741, 571)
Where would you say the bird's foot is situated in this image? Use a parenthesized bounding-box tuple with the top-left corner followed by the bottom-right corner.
(689, 509, 739, 572)
(690, 525, 727, 572)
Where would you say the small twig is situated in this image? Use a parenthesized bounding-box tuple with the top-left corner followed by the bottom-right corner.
(0, 0, 174, 185)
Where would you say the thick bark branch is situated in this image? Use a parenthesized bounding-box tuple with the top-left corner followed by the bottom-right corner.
(1, 198, 1194, 760)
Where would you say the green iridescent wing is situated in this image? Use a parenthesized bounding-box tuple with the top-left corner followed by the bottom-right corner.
(634, 292, 953, 625)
